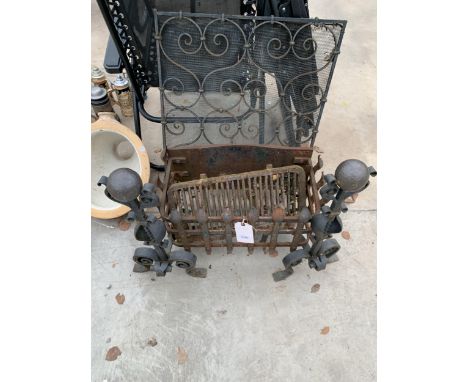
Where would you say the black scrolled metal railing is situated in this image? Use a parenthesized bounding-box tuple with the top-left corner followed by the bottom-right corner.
(153, 11, 346, 149)
(107, 0, 150, 89)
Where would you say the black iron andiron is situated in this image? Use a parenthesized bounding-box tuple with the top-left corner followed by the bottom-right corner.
(274, 159, 376, 281)
(98, 169, 204, 278)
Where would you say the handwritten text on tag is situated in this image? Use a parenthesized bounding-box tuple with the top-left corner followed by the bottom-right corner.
(234, 221, 254, 243)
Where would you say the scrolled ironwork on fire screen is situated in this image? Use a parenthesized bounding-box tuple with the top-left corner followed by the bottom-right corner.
(152, 11, 346, 148)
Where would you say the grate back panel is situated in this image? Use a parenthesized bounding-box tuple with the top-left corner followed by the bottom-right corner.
(154, 11, 346, 148)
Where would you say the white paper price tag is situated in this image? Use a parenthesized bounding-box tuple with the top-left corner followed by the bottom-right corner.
(234, 221, 254, 243)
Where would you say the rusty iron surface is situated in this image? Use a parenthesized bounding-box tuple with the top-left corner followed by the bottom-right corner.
(159, 146, 323, 251)
(165, 144, 314, 180)
(167, 165, 307, 217)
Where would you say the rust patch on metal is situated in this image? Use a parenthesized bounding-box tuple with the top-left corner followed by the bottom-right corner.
(165, 144, 314, 180)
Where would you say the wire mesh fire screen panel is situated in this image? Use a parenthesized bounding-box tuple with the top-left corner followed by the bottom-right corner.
(152, 11, 346, 148)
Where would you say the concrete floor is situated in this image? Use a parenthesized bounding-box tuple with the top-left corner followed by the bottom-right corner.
(91, 1, 376, 381)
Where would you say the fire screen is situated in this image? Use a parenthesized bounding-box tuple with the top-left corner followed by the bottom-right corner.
(152, 11, 346, 148)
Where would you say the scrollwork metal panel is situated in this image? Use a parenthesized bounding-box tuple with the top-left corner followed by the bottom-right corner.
(153, 11, 346, 148)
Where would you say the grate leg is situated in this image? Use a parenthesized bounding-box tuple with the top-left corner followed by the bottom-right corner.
(197, 209, 211, 255)
(290, 207, 312, 251)
(269, 207, 285, 256)
(222, 208, 233, 254)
